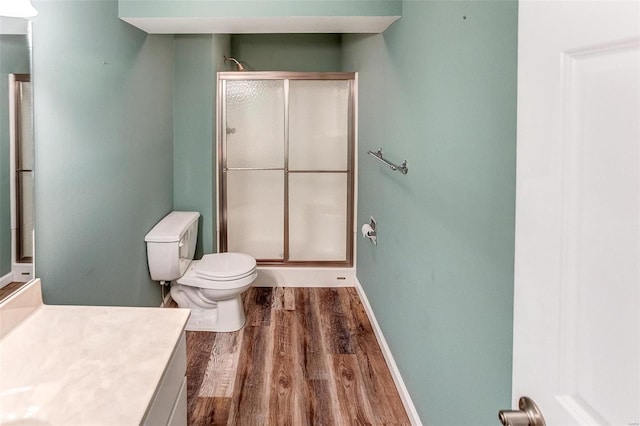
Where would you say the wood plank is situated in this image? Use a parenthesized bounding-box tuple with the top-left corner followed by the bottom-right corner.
(0, 282, 28, 302)
(199, 330, 242, 398)
(268, 309, 307, 425)
(189, 397, 230, 426)
(185, 331, 218, 419)
(355, 351, 411, 425)
(272, 286, 296, 311)
(295, 288, 330, 380)
(272, 286, 284, 310)
(331, 354, 377, 425)
(211, 398, 231, 425)
(245, 287, 273, 326)
(317, 288, 355, 354)
(345, 287, 381, 354)
(283, 287, 296, 310)
(294, 288, 341, 425)
(189, 397, 215, 426)
(226, 324, 273, 425)
(307, 379, 337, 426)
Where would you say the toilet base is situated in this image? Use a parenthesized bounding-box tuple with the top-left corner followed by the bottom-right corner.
(183, 294, 246, 332)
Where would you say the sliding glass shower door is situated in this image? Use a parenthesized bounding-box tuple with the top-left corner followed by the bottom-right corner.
(218, 72, 355, 266)
(224, 79, 285, 261)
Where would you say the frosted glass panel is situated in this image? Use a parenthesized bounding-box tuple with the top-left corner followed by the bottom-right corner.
(289, 173, 347, 261)
(226, 80, 284, 169)
(289, 80, 349, 171)
(227, 170, 284, 260)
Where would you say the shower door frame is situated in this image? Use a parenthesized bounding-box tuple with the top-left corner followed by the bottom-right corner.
(217, 71, 356, 267)
(10, 74, 33, 265)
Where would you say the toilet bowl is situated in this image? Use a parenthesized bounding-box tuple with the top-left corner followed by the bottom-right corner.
(171, 253, 257, 331)
(144, 211, 256, 332)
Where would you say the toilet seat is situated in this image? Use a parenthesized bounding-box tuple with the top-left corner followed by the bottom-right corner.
(195, 253, 256, 280)
(198, 269, 255, 281)
(177, 253, 257, 291)
(177, 267, 257, 290)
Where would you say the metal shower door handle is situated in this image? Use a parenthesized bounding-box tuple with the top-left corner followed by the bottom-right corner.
(498, 396, 546, 426)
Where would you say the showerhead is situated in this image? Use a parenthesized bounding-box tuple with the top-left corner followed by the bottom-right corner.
(224, 56, 246, 71)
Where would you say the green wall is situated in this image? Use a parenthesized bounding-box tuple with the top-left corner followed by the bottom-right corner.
(0, 33, 30, 279)
(32, 0, 175, 306)
(230, 34, 342, 72)
(173, 34, 229, 257)
(342, 1, 518, 424)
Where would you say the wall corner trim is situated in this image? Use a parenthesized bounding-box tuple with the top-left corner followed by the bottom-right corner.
(354, 278, 422, 425)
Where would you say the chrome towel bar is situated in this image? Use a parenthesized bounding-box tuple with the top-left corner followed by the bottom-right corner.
(367, 148, 408, 175)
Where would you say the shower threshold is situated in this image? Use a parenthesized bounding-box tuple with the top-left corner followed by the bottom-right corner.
(254, 265, 355, 288)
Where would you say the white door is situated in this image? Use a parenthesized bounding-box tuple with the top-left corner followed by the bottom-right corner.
(511, 0, 640, 424)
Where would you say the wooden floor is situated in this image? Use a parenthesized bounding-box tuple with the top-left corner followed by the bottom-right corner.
(0, 282, 28, 302)
(182, 287, 410, 425)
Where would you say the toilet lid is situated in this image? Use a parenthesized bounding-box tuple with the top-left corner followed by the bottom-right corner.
(195, 253, 257, 280)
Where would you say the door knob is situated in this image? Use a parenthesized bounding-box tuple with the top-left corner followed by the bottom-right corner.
(498, 396, 546, 426)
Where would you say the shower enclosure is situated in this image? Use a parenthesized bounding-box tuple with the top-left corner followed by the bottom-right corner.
(217, 72, 355, 266)
(9, 74, 34, 281)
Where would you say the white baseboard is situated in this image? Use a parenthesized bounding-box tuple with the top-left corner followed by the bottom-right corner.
(355, 278, 422, 425)
(0, 272, 14, 289)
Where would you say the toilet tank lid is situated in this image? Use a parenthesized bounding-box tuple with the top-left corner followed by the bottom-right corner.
(144, 211, 199, 243)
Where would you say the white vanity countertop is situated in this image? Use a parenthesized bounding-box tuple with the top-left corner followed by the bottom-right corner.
(0, 279, 190, 425)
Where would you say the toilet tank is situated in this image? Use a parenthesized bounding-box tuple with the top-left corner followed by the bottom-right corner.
(145, 211, 200, 281)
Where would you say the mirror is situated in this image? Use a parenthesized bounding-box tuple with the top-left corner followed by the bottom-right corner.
(0, 16, 34, 295)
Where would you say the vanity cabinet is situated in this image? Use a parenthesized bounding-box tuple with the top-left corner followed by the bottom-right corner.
(0, 279, 191, 425)
(144, 333, 188, 426)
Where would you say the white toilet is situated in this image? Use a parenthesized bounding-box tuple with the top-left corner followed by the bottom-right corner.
(144, 211, 256, 332)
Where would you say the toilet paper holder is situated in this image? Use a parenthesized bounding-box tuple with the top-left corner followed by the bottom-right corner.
(362, 217, 377, 245)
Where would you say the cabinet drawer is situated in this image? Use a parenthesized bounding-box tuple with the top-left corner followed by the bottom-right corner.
(167, 377, 187, 426)
(143, 333, 186, 425)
